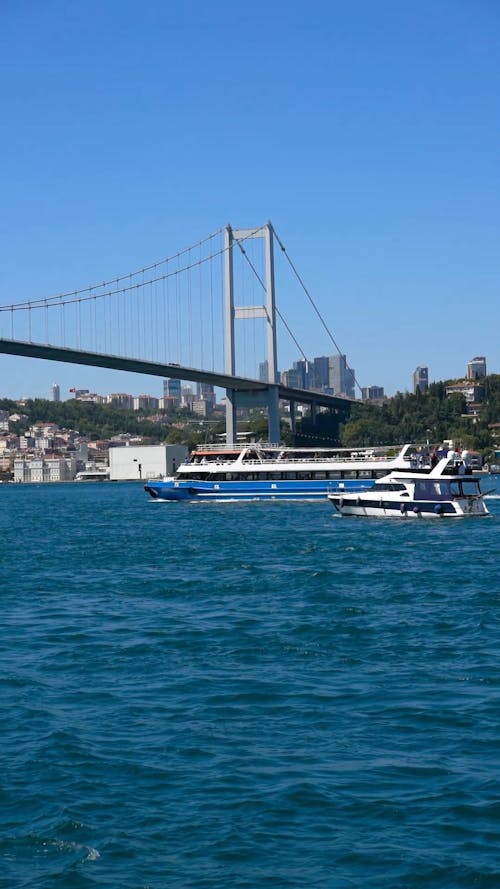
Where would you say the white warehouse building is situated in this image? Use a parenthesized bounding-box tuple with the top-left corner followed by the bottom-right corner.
(108, 444, 188, 481)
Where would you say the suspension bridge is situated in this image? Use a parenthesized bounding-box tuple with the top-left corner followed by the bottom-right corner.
(0, 222, 354, 443)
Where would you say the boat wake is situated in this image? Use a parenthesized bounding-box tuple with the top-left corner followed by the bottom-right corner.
(47, 839, 101, 861)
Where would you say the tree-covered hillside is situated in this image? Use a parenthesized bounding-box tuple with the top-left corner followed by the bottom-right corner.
(0, 397, 204, 446)
(338, 376, 500, 455)
(2, 374, 500, 456)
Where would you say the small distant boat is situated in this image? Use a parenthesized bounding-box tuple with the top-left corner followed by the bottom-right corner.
(327, 451, 491, 518)
(75, 468, 109, 482)
(488, 464, 500, 475)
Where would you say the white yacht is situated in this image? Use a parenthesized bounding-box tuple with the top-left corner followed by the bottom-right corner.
(327, 450, 491, 518)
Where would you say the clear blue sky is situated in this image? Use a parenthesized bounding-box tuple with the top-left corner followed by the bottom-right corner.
(1, 0, 498, 400)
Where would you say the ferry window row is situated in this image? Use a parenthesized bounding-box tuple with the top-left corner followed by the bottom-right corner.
(181, 469, 390, 481)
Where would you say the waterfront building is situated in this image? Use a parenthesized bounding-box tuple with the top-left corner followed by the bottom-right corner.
(108, 444, 188, 481)
(467, 356, 487, 379)
(413, 366, 429, 394)
(13, 456, 77, 483)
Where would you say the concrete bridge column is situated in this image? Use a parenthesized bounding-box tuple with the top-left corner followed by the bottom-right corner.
(267, 385, 280, 444)
(289, 399, 296, 439)
(225, 389, 237, 446)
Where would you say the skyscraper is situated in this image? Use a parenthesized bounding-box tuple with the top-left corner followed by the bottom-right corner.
(361, 386, 385, 401)
(328, 355, 355, 399)
(467, 356, 487, 379)
(310, 356, 330, 391)
(163, 378, 181, 405)
(50, 383, 60, 402)
(413, 366, 428, 394)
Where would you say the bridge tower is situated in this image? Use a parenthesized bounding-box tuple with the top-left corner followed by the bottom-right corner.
(224, 222, 280, 444)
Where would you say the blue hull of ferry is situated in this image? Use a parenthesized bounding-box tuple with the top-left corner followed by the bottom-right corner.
(144, 477, 374, 502)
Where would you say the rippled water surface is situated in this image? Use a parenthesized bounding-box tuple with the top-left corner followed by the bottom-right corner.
(1, 480, 500, 888)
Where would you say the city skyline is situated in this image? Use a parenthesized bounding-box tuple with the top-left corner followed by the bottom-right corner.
(1, 351, 492, 406)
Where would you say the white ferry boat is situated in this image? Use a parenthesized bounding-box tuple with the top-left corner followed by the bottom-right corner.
(143, 442, 417, 502)
(75, 468, 110, 482)
(327, 450, 491, 518)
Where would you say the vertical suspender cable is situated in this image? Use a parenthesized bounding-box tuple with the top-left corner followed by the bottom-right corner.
(199, 242, 204, 372)
(167, 264, 171, 362)
(188, 250, 193, 366)
(210, 252, 215, 371)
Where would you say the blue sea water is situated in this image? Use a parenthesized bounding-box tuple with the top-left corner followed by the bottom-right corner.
(1, 479, 500, 889)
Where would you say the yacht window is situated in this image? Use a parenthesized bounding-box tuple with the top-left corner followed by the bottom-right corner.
(415, 481, 447, 500)
(343, 470, 358, 479)
(314, 472, 327, 479)
(358, 470, 373, 478)
(450, 480, 481, 497)
(328, 471, 341, 479)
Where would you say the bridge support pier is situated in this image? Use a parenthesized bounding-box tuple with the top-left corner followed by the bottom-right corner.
(224, 222, 279, 445)
(266, 385, 280, 444)
(225, 389, 237, 446)
(226, 385, 280, 445)
(289, 400, 296, 439)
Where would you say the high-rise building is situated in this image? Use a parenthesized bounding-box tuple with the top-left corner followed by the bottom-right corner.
(50, 383, 60, 402)
(133, 395, 159, 411)
(197, 382, 216, 411)
(107, 393, 133, 409)
(361, 386, 385, 401)
(181, 385, 194, 409)
(413, 366, 429, 394)
(467, 356, 487, 379)
(329, 355, 356, 399)
(259, 360, 269, 382)
(292, 359, 308, 389)
(310, 356, 330, 391)
(163, 378, 181, 405)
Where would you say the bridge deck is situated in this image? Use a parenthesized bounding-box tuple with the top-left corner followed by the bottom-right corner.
(0, 338, 353, 409)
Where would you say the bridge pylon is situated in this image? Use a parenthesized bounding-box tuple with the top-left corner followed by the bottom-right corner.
(224, 222, 280, 444)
